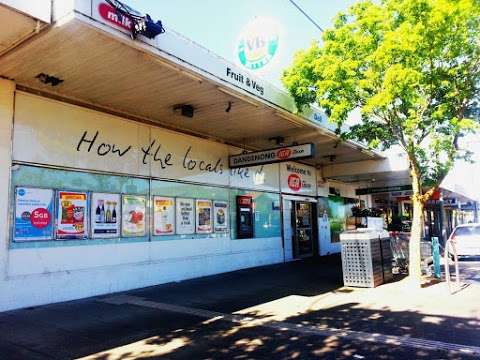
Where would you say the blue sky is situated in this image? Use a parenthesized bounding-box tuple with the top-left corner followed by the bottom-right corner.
(134, 0, 357, 87)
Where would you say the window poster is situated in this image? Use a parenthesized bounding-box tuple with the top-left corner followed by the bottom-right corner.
(121, 194, 146, 237)
(196, 199, 213, 234)
(213, 201, 229, 233)
(56, 191, 88, 239)
(14, 187, 54, 241)
(153, 196, 175, 235)
(176, 198, 195, 235)
(91, 192, 120, 238)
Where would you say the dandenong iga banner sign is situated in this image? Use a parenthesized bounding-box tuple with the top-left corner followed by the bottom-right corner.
(228, 143, 314, 168)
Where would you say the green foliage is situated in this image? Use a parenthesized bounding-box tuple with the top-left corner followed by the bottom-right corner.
(283, 0, 480, 193)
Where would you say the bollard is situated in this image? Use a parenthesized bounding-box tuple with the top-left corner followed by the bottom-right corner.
(432, 237, 441, 279)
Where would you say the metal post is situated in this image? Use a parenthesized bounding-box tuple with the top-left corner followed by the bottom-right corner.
(432, 237, 441, 278)
(444, 239, 460, 294)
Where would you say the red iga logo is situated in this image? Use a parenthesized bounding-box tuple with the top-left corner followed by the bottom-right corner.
(276, 148, 292, 160)
(287, 174, 302, 192)
(30, 208, 51, 229)
(98, 3, 133, 30)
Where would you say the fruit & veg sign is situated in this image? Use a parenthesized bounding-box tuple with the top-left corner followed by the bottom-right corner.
(14, 187, 54, 241)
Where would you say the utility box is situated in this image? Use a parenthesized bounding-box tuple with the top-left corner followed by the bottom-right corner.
(340, 229, 393, 287)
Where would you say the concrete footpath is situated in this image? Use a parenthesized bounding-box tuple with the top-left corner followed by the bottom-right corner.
(1, 255, 479, 360)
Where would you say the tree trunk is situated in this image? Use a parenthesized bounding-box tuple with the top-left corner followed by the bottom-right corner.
(408, 163, 425, 286)
(409, 195, 425, 285)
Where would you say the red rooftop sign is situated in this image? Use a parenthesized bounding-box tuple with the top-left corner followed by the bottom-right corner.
(98, 2, 133, 31)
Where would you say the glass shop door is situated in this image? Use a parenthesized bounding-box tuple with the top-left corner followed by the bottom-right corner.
(292, 201, 314, 258)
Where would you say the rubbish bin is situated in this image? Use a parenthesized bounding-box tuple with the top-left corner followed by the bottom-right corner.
(340, 229, 393, 287)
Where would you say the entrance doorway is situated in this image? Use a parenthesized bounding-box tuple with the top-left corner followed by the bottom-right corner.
(292, 201, 314, 258)
(282, 196, 317, 261)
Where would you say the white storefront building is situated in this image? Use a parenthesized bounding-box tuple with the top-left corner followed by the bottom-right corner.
(0, 0, 408, 311)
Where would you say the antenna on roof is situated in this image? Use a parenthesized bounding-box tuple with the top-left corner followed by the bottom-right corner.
(104, 0, 165, 40)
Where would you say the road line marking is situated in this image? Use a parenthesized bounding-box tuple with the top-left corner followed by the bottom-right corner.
(100, 295, 480, 356)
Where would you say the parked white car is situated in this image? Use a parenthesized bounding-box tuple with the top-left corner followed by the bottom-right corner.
(448, 223, 480, 257)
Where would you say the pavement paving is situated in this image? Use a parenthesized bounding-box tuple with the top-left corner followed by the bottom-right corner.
(1, 255, 480, 359)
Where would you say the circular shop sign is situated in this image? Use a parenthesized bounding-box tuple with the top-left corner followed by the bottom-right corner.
(237, 17, 280, 71)
(287, 174, 302, 192)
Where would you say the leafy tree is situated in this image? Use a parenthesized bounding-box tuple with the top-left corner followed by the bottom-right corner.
(283, 0, 480, 284)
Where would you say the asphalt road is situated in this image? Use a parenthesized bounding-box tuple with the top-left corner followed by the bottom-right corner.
(458, 260, 480, 284)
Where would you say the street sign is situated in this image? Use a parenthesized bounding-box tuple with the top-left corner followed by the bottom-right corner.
(229, 143, 314, 168)
(355, 185, 412, 195)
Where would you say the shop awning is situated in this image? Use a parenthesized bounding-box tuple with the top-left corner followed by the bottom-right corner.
(322, 149, 411, 188)
(0, 0, 381, 167)
(0, 0, 50, 56)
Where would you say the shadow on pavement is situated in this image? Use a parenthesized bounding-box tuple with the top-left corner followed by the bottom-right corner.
(81, 303, 480, 360)
(0, 255, 479, 359)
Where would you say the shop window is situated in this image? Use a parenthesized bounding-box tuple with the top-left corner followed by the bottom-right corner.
(327, 195, 347, 243)
(10, 164, 281, 248)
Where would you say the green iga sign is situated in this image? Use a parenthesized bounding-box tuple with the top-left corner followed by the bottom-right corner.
(237, 17, 279, 71)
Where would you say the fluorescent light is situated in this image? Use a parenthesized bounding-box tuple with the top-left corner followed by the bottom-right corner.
(217, 87, 260, 107)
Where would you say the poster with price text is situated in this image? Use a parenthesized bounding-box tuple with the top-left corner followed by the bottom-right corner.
(176, 198, 195, 235)
(14, 187, 54, 241)
(121, 195, 146, 237)
(196, 199, 212, 234)
(153, 196, 175, 235)
(213, 201, 229, 233)
(56, 191, 88, 239)
(91, 193, 120, 238)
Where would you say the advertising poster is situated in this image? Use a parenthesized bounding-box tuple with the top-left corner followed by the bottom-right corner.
(176, 198, 195, 235)
(14, 187, 54, 241)
(196, 199, 212, 234)
(56, 191, 88, 239)
(213, 201, 229, 233)
(153, 196, 175, 235)
(122, 194, 146, 237)
(91, 192, 120, 238)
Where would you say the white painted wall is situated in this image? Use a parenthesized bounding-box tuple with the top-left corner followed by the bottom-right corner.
(3, 236, 283, 311)
(0, 79, 14, 286)
(13, 92, 280, 190)
(282, 198, 293, 261)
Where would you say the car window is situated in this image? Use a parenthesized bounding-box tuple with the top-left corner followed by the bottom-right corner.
(453, 226, 480, 237)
